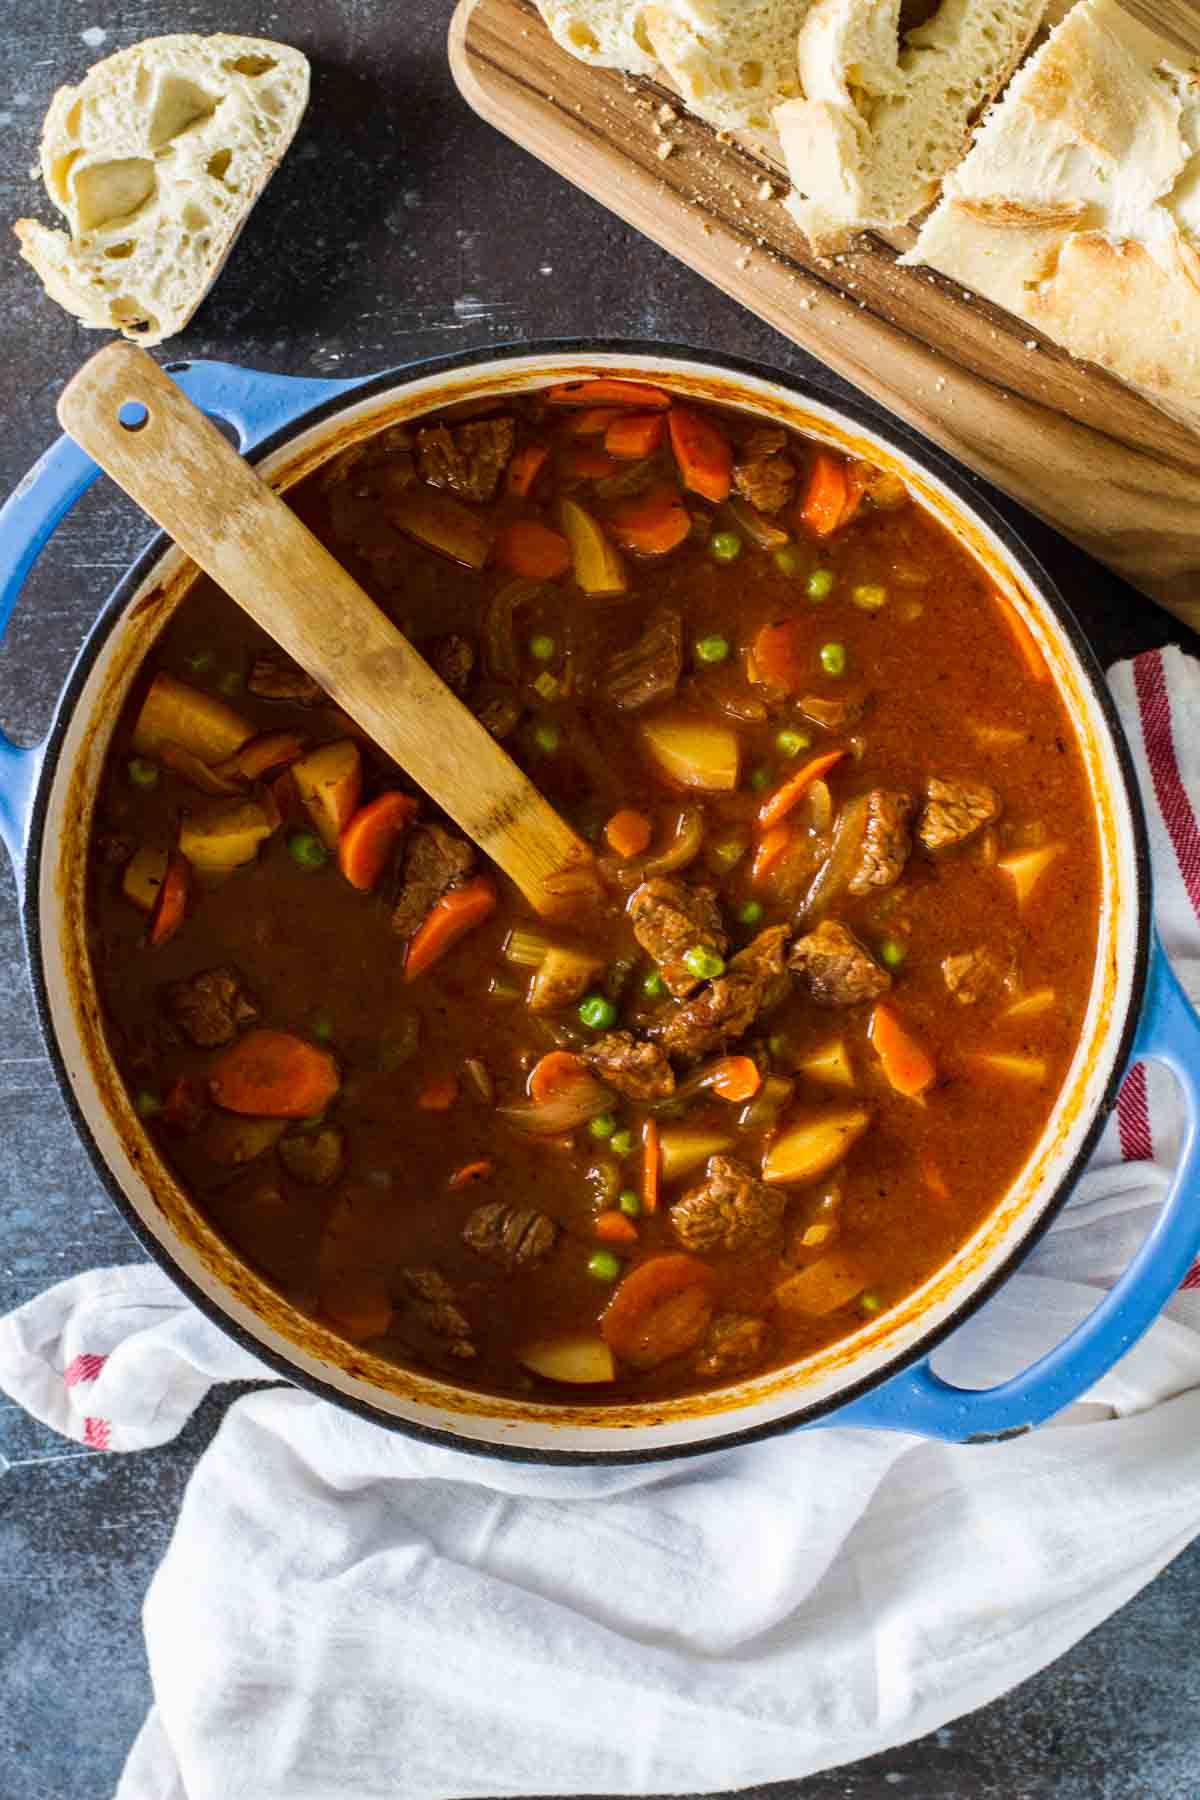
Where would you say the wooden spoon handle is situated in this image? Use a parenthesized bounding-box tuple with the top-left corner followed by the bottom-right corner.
(57, 342, 592, 916)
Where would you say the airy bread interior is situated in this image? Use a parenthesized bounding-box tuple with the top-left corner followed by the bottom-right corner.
(14, 33, 309, 345)
(534, 1, 660, 75)
(641, 0, 811, 138)
(775, 0, 1048, 250)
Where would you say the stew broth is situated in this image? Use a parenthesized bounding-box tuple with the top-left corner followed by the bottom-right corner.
(87, 380, 1100, 1401)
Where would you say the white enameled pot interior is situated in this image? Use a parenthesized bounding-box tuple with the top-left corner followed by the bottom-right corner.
(36, 350, 1143, 1456)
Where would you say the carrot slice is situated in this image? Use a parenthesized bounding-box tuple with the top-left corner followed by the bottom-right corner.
(546, 378, 671, 411)
(605, 412, 665, 459)
(337, 791, 418, 891)
(594, 1210, 639, 1245)
(758, 749, 847, 830)
(417, 1075, 459, 1111)
(992, 589, 1049, 682)
(567, 406, 624, 438)
(404, 877, 498, 982)
(752, 824, 794, 881)
(493, 519, 571, 580)
(563, 446, 619, 481)
(748, 619, 807, 695)
(209, 1029, 339, 1119)
(321, 1282, 394, 1344)
(642, 1117, 661, 1214)
(507, 443, 549, 499)
(710, 1056, 762, 1103)
(607, 482, 691, 556)
(605, 808, 653, 858)
(798, 452, 851, 538)
(668, 406, 732, 503)
(528, 1050, 591, 1106)
(148, 851, 190, 948)
(600, 1253, 716, 1369)
(227, 732, 306, 782)
(448, 1158, 494, 1189)
(868, 1003, 937, 1099)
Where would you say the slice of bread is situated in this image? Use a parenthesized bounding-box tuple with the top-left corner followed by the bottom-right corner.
(775, 0, 1047, 251)
(14, 33, 309, 345)
(534, 2, 660, 75)
(640, 1, 811, 137)
(905, 0, 1200, 435)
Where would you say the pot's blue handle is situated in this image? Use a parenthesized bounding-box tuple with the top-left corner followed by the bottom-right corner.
(0, 360, 367, 871)
(830, 933, 1200, 1442)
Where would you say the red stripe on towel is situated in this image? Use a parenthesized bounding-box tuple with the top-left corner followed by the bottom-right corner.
(1134, 651, 1200, 922)
(64, 1352, 107, 1388)
(82, 1416, 111, 1449)
(1117, 1062, 1153, 1163)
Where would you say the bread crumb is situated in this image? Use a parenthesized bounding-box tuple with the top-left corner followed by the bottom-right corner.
(1025, 338, 1038, 350)
(736, 253, 752, 270)
(656, 139, 675, 161)
(935, 377, 946, 390)
(657, 102, 677, 123)
(756, 178, 775, 201)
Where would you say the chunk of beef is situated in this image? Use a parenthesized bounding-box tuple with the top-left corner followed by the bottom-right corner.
(797, 690, 868, 732)
(599, 611, 682, 713)
(671, 1155, 785, 1253)
(399, 1267, 475, 1358)
(628, 877, 727, 1001)
(428, 633, 475, 696)
(582, 1031, 675, 1101)
(415, 417, 515, 503)
(789, 920, 891, 1007)
(942, 946, 1006, 1006)
(848, 789, 913, 896)
(163, 966, 259, 1049)
(391, 824, 476, 939)
(739, 425, 788, 459)
(694, 1313, 769, 1379)
(278, 1126, 345, 1188)
(918, 776, 1001, 852)
(657, 925, 790, 1063)
(733, 449, 795, 515)
(247, 651, 324, 706)
(463, 1200, 558, 1272)
(95, 830, 134, 867)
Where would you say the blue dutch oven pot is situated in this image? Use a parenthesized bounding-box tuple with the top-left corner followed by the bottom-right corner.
(1, 344, 1198, 1461)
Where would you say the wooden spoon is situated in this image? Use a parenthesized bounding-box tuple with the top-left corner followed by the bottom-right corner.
(57, 342, 594, 917)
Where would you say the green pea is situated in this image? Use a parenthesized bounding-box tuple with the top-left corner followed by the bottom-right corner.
(532, 720, 560, 754)
(775, 728, 811, 758)
(749, 765, 771, 792)
(820, 641, 847, 677)
(587, 1250, 622, 1283)
(184, 649, 215, 675)
(287, 831, 328, 871)
(879, 937, 906, 970)
(618, 1189, 642, 1218)
(695, 633, 731, 665)
(588, 1112, 617, 1140)
(852, 583, 888, 612)
(127, 757, 159, 790)
(134, 1088, 162, 1119)
(859, 1289, 883, 1316)
(708, 531, 742, 565)
(579, 994, 617, 1030)
(642, 970, 667, 1000)
(683, 945, 726, 981)
(529, 634, 556, 662)
(218, 669, 243, 696)
(806, 567, 835, 601)
(737, 900, 764, 926)
(310, 1010, 334, 1044)
(773, 544, 805, 577)
(610, 1128, 634, 1156)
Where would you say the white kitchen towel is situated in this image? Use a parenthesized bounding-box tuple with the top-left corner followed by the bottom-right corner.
(1, 645, 1199, 1800)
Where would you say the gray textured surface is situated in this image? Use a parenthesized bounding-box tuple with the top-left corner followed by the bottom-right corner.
(1, 4, 1199, 1798)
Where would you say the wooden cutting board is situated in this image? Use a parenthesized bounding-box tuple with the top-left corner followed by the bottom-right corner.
(449, 0, 1200, 631)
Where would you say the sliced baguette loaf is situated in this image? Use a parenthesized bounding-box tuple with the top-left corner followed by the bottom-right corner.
(775, 0, 1047, 251)
(534, 2, 659, 74)
(14, 33, 309, 344)
(641, 1, 810, 137)
(904, 0, 1200, 435)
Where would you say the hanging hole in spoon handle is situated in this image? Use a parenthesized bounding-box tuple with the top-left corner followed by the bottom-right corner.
(56, 342, 596, 919)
